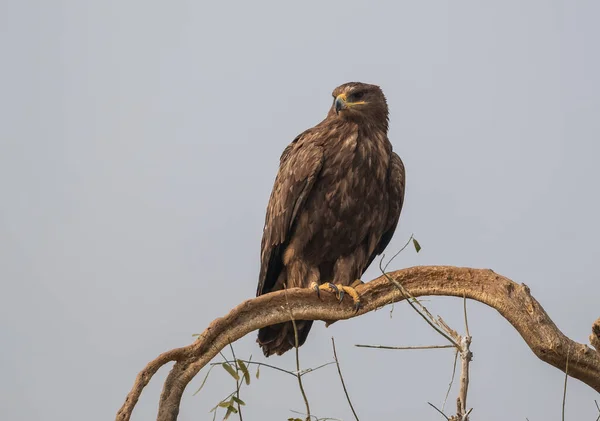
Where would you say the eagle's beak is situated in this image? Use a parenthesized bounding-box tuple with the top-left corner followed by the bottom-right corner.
(335, 94, 347, 114)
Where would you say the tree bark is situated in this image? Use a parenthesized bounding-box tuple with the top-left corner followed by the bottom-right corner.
(115, 266, 600, 421)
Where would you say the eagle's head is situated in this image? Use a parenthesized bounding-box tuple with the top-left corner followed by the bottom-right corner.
(328, 82, 389, 127)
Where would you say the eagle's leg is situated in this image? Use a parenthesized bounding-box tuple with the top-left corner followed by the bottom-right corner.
(350, 279, 364, 288)
(309, 281, 339, 299)
(335, 280, 363, 312)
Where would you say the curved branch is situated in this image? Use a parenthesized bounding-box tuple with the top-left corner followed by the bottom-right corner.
(115, 266, 600, 421)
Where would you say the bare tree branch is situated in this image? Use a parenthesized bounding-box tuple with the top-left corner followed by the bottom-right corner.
(428, 402, 450, 420)
(116, 266, 600, 421)
(443, 349, 459, 412)
(355, 344, 455, 350)
(228, 344, 243, 421)
(456, 335, 472, 420)
(562, 345, 570, 421)
(331, 337, 359, 421)
(284, 287, 311, 421)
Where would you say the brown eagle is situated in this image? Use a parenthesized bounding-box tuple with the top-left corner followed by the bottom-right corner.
(256, 82, 405, 357)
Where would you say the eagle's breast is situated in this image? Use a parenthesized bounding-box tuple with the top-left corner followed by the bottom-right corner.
(300, 125, 391, 260)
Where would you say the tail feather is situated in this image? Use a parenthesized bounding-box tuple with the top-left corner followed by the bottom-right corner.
(257, 320, 314, 357)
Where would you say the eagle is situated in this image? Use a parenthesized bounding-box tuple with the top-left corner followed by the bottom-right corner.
(256, 82, 405, 357)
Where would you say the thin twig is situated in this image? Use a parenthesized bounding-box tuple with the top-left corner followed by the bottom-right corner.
(383, 234, 416, 318)
(331, 337, 360, 421)
(380, 268, 459, 347)
(284, 286, 311, 421)
(228, 343, 243, 421)
(383, 234, 414, 272)
(427, 402, 450, 420)
(355, 344, 455, 350)
(379, 251, 461, 348)
(214, 359, 335, 378)
(213, 360, 295, 377)
(289, 409, 342, 421)
(298, 361, 336, 376)
(443, 349, 459, 412)
(594, 399, 599, 421)
(562, 345, 570, 421)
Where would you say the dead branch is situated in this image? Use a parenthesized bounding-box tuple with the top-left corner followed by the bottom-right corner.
(355, 344, 454, 350)
(116, 266, 600, 421)
(331, 337, 359, 421)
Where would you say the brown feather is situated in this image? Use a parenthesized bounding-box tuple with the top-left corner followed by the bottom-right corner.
(256, 82, 405, 357)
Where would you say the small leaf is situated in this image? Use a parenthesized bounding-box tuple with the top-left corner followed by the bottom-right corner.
(218, 401, 231, 408)
(193, 364, 216, 396)
(191, 333, 200, 337)
(256, 365, 260, 379)
(412, 238, 422, 253)
(237, 360, 250, 385)
(231, 396, 245, 406)
(223, 404, 238, 420)
(221, 363, 240, 381)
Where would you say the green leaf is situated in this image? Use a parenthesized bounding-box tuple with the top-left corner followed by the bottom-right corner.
(193, 364, 216, 396)
(256, 365, 260, 379)
(221, 363, 240, 381)
(231, 396, 246, 406)
(412, 238, 422, 253)
(191, 333, 200, 337)
(237, 360, 250, 385)
(218, 401, 231, 408)
(223, 404, 238, 420)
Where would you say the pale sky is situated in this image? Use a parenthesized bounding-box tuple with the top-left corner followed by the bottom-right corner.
(1, 1, 599, 420)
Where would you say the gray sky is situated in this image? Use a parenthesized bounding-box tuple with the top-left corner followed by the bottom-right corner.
(1, 1, 599, 420)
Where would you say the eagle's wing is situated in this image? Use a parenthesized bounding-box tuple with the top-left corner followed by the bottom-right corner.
(364, 151, 406, 271)
(257, 133, 324, 296)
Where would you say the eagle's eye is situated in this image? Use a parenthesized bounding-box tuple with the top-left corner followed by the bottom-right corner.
(349, 91, 365, 102)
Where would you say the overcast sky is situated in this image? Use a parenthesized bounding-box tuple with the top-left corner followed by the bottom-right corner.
(1, 1, 599, 420)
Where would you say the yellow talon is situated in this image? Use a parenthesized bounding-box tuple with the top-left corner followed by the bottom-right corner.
(335, 283, 362, 312)
(310, 282, 339, 298)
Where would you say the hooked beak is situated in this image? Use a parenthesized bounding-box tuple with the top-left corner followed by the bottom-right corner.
(335, 94, 347, 114)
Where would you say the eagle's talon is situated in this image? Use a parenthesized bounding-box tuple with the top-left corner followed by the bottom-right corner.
(326, 282, 339, 294)
(311, 282, 339, 299)
(335, 284, 361, 310)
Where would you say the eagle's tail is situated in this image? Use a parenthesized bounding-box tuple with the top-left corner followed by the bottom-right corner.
(257, 320, 313, 357)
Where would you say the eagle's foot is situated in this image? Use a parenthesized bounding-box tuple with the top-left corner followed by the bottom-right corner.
(335, 283, 362, 312)
(309, 281, 339, 299)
